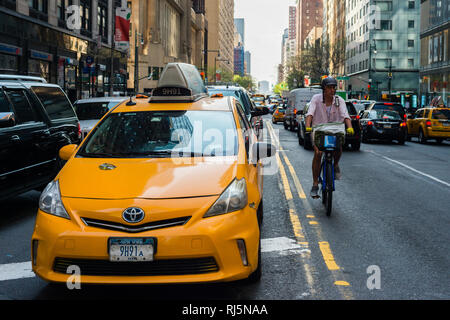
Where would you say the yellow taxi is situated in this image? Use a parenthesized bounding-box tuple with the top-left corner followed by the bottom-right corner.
(407, 107, 450, 144)
(272, 106, 286, 124)
(31, 63, 275, 285)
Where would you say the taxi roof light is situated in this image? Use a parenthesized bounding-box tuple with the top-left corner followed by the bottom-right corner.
(150, 63, 208, 103)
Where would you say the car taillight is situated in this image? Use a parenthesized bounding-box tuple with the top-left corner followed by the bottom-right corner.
(400, 122, 407, 127)
(384, 103, 394, 105)
(425, 120, 432, 127)
(275, 110, 279, 114)
(294, 108, 297, 114)
(77, 122, 81, 140)
(367, 121, 374, 126)
(404, 114, 407, 120)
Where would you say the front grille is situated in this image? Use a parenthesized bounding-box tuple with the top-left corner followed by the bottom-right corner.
(81, 216, 191, 233)
(53, 257, 219, 276)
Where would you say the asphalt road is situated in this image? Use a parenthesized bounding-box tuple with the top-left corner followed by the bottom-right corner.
(0, 114, 449, 300)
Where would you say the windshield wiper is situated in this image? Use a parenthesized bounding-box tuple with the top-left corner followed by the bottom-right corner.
(77, 152, 122, 158)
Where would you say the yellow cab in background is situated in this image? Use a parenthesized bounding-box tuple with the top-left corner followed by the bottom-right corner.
(272, 106, 286, 124)
(407, 107, 450, 144)
(251, 93, 266, 110)
(31, 63, 276, 285)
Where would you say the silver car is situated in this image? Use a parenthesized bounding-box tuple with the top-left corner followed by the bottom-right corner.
(73, 97, 126, 139)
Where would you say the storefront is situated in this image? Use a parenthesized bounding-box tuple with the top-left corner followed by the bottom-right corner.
(0, 42, 21, 74)
(0, 10, 128, 100)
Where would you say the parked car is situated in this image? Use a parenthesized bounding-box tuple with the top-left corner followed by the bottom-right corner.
(208, 85, 268, 137)
(360, 109, 407, 144)
(285, 87, 322, 132)
(344, 102, 362, 151)
(32, 63, 275, 285)
(73, 97, 126, 140)
(407, 107, 450, 144)
(0, 77, 80, 201)
(272, 106, 286, 123)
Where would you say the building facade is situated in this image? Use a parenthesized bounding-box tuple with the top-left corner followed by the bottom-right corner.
(323, 0, 346, 77)
(420, 0, 449, 107)
(128, 0, 208, 92)
(205, 0, 234, 82)
(0, 0, 128, 101)
(296, 0, 323, 56)
(346, 0, 421, 104)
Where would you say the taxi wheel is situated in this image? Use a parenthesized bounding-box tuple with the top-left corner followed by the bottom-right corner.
(257, 201, 264, 227)
(419, 129, 427, 144)
(246, 237, 262, 283)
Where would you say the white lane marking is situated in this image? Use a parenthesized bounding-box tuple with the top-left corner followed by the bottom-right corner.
(0, 261, 35, 281)
(0, 237, 308, 282)
(261, 237, 309, 253)
(367, 150, 450, 188)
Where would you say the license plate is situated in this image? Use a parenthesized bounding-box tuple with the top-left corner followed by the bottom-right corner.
(109, 238, 155, 262)
(384, 124, 391, 128)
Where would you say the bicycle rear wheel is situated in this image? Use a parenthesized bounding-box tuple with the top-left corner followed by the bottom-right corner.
(325, 161, 333, 216)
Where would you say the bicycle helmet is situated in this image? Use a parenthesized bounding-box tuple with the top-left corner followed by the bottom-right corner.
(321, 77, 338, 89)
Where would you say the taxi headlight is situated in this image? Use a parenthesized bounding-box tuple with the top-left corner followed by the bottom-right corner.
(204, 178, 248, 218)
(39, 180, 70, 220)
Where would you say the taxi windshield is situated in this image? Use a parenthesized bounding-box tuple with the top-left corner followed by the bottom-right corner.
(78, 110, 238, 158)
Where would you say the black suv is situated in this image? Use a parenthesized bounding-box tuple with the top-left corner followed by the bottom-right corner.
(0, 78, 80, 200)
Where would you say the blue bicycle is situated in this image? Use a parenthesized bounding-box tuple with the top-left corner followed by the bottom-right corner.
(318, 134, 339, 217)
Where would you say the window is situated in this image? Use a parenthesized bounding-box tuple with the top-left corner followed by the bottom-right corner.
(376, 39, 392, 50)
(98, 0, 108, 39)
(29, 0, 48, 22)
(31, 86, 76, 120)
(80, 0, 91, 35)
(374, 1, 393, 11)
(408, 20, 415, 28)
(408, 1, 415, 9)
(408, 59, 414, 68)
(4, 89, 40, 124)
(380, 20, 392, 30)
(0, 90, 12, 113)
(408, 39, 415, 48)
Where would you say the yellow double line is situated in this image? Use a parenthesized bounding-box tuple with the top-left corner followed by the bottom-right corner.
(266, 120, 354, 299)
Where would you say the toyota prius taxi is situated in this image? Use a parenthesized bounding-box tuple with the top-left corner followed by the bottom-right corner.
(31, 63, 275, 284)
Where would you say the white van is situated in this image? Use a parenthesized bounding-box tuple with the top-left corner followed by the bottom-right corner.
(284, 87, 322, 131)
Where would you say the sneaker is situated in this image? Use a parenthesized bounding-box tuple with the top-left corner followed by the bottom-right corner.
(310, 186, 320, 199)
(334, 165, 341, 180)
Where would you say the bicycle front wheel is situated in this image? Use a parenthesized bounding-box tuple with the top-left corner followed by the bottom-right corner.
(325, 161, 333, 217)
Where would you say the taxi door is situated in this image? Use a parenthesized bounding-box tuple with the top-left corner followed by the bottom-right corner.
(235, 102, 262, 198)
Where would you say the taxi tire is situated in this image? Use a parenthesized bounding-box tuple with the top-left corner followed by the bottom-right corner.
(246, 236, 262, 283)
(257, 201, 264, 227)
(419, 129, 427, 144)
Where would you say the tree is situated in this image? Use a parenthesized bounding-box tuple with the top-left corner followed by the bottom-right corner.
(233, 75, 256, 91)
(273, 82, 288, 95)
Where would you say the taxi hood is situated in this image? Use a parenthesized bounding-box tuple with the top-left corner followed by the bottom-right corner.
(58, 157, 238, 199)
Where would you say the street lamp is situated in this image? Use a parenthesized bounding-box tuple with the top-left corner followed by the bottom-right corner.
(368, 40, 377, 99)
(203, 50, 220, 85)
(134, 29, 144, 93)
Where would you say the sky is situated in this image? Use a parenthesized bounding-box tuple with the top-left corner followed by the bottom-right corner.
(234, 0, 296, 88)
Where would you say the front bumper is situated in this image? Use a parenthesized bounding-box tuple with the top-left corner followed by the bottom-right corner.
(31, 197, 260, 284)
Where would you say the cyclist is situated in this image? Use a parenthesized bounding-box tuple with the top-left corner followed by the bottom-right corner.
(305, 77, 354, 198)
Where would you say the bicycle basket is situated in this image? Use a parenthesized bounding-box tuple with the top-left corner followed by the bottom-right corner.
(313, 122, 345, 151)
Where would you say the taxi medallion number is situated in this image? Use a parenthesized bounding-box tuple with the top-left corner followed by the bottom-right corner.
(109, 238, 155, 262)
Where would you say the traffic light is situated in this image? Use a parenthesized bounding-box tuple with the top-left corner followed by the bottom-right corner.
(367, 84, 371, 91)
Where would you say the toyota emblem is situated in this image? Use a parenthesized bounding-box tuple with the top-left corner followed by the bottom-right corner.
(122, 207, 145, 224)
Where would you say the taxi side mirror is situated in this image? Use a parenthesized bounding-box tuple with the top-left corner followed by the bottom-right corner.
(59, 144, 78, 161)
(251, 107, 269, 117)
(251, 142, 276, 162)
